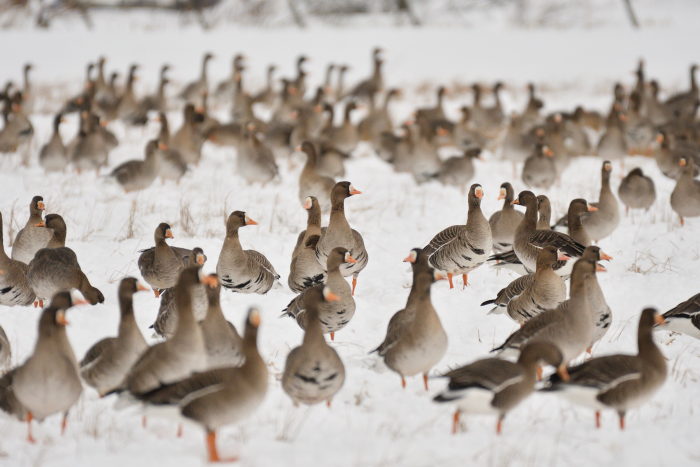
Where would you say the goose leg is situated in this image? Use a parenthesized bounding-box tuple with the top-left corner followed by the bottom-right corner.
(447, 273, 454, 289)
(154, 290, 160, 298)
(680, 217, 685, 227)
(618, 411, 626, 430)
(330, 332, 335, 341)
(327, 399, 332, 408)
(423, 373, 429, 391)
(142, 416, 147, 429)
(462, 274, 468, 289)
(351, 273, 358, 296)
(595, 411, 601, 428)
(177, 424, 183, 437)
(39, 300, 43, 308)
(61, 412, 68, 435)
(401, 377, 406, 389)
(496, 416, 504, 435)
(27, 412, 35, 443)
(536, 366, 543, 381)
(452, 410, 460, 435)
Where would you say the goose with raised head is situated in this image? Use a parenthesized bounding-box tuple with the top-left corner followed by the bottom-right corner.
(81, 277, 149, 395)
(544, 308, 667, 430)
(671, 157, 700, 226)
(424, 184, 492, 290)
(11, 196, 52, 265)
(315, 182, 368, 295)
(27, 214, 104, 306)
(289, 197, 327, 293)
(297, 141, 336, 213)
(39, 113, 68, 172)
(284, 247, 356, 340)
(137, 223, 185, 297)
(283, 285, 345, 406)
(179, 53, 214, 107)
(580, 246, 614, 346)
(199, 274, 244, 370)
(216, 211, 280, 294)
(489, 182, 524, 253)
(0, 212, 36, 307)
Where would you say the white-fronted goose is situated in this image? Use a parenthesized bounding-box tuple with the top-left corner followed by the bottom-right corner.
(489, 182, 524, 253)
(297, 141, 336, 213)
(545, 114, 570, 176)
(137, 223, 185, 296)
(81, 277, 149, 395)
(434, 343, 566, 435)
(315, 182, 368, 295)
(154, 111, 187, 183)
(138, 308, 267, 463)
(253, 64, 277, 107)
(170, 104, 205, 165)
(283, 285, 345, 406)
(624, 91, 655, 156)
(39, 113, 68, 172)
(483, 246, 568, 325)
(510, 191, 586, 277)
(536, 194, 552, 230)
(376, 266, 447, 390)
(522, 143, 556, 189)
(2, 292, 85, 442)
(347, 48, 383, 101)
(289, 197, 327, 293)
(0, 212, 36, 307)
(27, 214, 104, 306)
(618, 168, 656, 214)
(659, 292, 700, 339)
(520, 83, 544, 133)
(71, 111, 110, 174)
(664, 64, 698, 119)
(455, 106, 489, 151)
(216, 211, 280, 294)
(438, 148, 481, 194)
(110, 139, 163, 192)
(501, 112, 532, 168)
(152, 248, 207, 339)
(566, 198, 598, 247)
(581, 246, 613, 346)
(116, 64, 140, 122)
(424, 184, 492, 289)
(596, 105, 628, 161)
(358, 88, 398, 150)
(580, 161, 620, 242)
(179, 52, 214, 107)
(20, 64, 34, 115)
(544, 308, 667, 429)
(284, 247, 356, 340)
(671, 157, 700, 226)
(214, 54, 244, 102)
(11, 196, 52, 265)
(236, 122, 279, 185)
(123, 267, 213, 395)
(492, 259, 596, 365)
(322, 101, 360, 154)
(199, 274, 244, 370)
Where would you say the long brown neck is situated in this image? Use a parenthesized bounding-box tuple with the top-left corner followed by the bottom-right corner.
(302, 306, 326, 346)
(118, 294, 137, 336)
(637, 321, 665, 368)
(173, 283, 196, 337)
(568, 208, 585, 233)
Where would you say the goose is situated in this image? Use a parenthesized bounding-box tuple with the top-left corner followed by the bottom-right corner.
(170, 104, 206, 165)
(625, 91, 655, 156)
(0, 324, 10, 373)
(346, 48, 384, 101)
(11, 196, 52, 265)
(122, 267, 214, 396)
(282, 285, 345, 406)
(179, 52, 214, 107)
(596, 105, 628, 162)
(522, 144, 556, 189)
(135, 308, 267, 463)
(0, 212, 36, 307)
(154, 111, 187, 183)
(581, 246, 613, 347)
(39, 113, 68, 172)
(80, 277, 149, 395)
(664, 64, 698, 119)
(0, 292, 86, 442)
(501, 112, 533, 169)
(289, 197, 327, 293)
(27, 214, 104, 306)
(137, 223, 186, 296)
(358, 88, 398, 151)
(544, 308, 667, 430)
(322, 101, 360, 154)
(492, 259, 597, 365)
(214, 54, 245, 102)
(566, 198, 598, 247)
(109, 139, 163, 192)
(375, 266, 447, 390)
(283, 247, 357, 340)
(545, 114, 570, 176)
(116, 64, 140, 123)
(536, 194, 552, 230)
(216, 211, 281, 294)
(315, 182, 368, 295)
(671, 157, 700, 226)
(654, 131, 697, 180)
(489, 182, 524, 253)
(199, 274, 244, 370)
(424, 184, 492, 289)
(482, 246, 568, 325)
(152, 248, 207, 339)
(433, 343, 566, 435)
(618, 168, 656, 215)
(71, 111, 110, 174)
(508, 191, 586, 278)
(252, 64, 277, 107)
(520, 83, 544, 133)
(438, 148, 481, 194)
(454, 106, 489, 151)
(236, 122, 279, 185)
(20, 63, 34, 114)
(297, 141, 336, 213)
(659, 292, 700, 339)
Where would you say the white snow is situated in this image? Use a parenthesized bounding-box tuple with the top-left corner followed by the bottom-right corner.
(1, 7, 700, 466)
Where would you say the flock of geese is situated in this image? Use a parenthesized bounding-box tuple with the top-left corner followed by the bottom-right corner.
(0, 49, 699, 462)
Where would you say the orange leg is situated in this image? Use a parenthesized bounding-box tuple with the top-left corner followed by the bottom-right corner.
(351, 276, 357, 296)
(39, 300, 43, 308)
(177, 424, 183, 438)
(401, 377, 406, 389)
(61, 414, 68, 435)
(423, 373, 429, 391)
(206, 430, 238, 463)
(447, 273, 454, 289)
(462, 274, 468, 290)
(452, 410, 460, 435)
(619, 414, 625, 430)
(330, 332, 335, 341)
(536, 366, 543, 381)
(27, 412, 35, 444)
(586, 346, 592, 355)
(34, 301, 38, 308)
(595, 411, 601, 429)
(496, 417, 503, 435)
(681, 217, 685, 227)
(142, 416, 147, 429)
(626, 205, 629, 217)
(154, 290, 160, 298)
(326, 400, 332, 408)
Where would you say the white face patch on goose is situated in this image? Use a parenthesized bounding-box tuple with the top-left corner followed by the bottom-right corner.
(196, 254, 205, 265)
(244, 214, 252, 224)
(474, 185, 483, 198)
(249, 309, 261, 327)
(406, 250, 417, 263)
(303, 197, 313, 210)
(604, 163, 612, 171)
(499, 188, 506, 199)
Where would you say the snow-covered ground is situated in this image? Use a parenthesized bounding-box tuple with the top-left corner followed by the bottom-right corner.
(1, 10, 700, 466)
